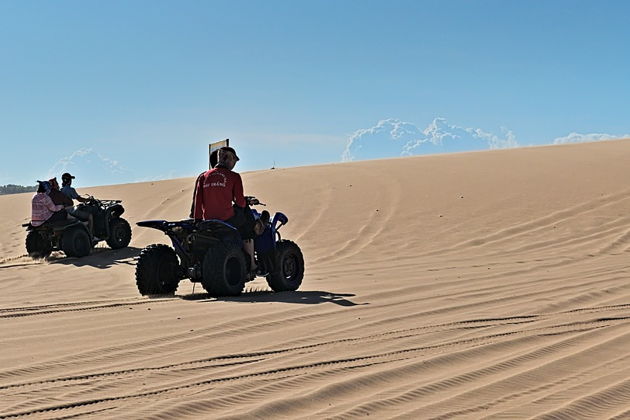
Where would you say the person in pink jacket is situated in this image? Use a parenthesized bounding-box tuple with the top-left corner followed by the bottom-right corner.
(31, 181, 67, 227)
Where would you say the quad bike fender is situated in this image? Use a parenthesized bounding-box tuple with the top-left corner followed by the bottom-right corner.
(67, 221, 91, 235)
(272, 212, 288, 229)
(108, 203, 125, 219)
(24, 219, 84, 233)
(254, 225, 275, 253)
(137, 220, 170, 231)
(253, 212, 288, 254)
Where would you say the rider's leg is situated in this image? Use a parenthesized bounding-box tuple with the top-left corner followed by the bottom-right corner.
(229, 207, 258, 274)
(88, 214, 94, 238)
(243, 239, 256, 272)
(47, 209, 68, 223)
(68, 206, 94, 237)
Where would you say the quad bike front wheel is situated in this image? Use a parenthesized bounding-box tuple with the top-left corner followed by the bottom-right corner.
(106, 218, 132, 249)
(135, 244, 181, 295)
(25, 230, 52, 259)
(202, 242, 247, 297)
(266, 240, 304, 292)
(62, 227, 91, 258)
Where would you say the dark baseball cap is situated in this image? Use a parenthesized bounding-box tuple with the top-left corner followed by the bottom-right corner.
(62, 172, 75, 181)
(219, 146, 239, 161)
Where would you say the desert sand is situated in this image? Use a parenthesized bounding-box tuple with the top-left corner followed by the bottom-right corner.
(1, 139, 630, 419)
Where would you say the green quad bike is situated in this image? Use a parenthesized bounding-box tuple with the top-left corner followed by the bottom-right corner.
(23, 197, 132, 258)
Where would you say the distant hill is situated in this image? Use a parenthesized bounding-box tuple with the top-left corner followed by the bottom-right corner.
(0, 184, 37, 195)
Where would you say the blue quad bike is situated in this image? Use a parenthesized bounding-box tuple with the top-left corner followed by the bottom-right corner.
(134, 197, 304, 297)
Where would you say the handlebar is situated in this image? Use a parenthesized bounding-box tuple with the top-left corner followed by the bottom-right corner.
(246, 196, 265, 206)
(83, 196, 121, 205)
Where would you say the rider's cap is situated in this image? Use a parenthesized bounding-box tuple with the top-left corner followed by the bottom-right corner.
(219, 146, 239, 161)
(62, 172, 75, 181)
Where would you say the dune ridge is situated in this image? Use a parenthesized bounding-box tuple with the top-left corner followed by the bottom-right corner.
(1, 140, 630, 418)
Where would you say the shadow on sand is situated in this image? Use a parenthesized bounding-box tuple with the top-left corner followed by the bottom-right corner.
(49, 246, 142, 269)
(180, 290, 366, 307)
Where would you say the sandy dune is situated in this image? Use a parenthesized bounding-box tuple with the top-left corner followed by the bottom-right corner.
(1, 139, 630, 419)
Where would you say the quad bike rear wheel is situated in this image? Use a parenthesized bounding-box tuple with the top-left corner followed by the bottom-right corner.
(62, 227, 91, 258)
(107, 218, 132, 249)
(25, 230, 52, 259)
(135, 244, 181, 295)
(202, 242, 247, 297)
(266, 240, 304, 292)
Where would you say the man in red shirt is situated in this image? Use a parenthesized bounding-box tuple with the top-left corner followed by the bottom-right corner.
(192, 147, 246, 221)
(191, 146, 257, 273)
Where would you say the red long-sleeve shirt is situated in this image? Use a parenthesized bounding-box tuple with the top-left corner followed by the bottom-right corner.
(192, 167, 246, 220)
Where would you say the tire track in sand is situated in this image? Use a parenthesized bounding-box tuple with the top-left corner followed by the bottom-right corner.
(0, 297, 175, 319)
(420, 189, 630, 257)
(3, 315, 625, 418)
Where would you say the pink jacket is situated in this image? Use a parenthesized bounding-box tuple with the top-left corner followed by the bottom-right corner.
(31, 193, 63, 227)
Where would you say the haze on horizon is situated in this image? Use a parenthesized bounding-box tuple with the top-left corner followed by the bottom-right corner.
(1, 0, 629, 188)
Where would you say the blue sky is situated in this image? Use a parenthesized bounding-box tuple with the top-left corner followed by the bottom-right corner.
(1, 0, 629, 187)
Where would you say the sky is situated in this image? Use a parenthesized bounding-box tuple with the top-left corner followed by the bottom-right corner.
(1, 0, 629, 187)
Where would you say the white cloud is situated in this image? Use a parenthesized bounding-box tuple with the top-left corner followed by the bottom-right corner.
(47, 148, 130, 187)
(343, 118, 519, 162)
(342, 119, 423, 162)
(552, 132, 630, 144)
(96, 153, 126, 174)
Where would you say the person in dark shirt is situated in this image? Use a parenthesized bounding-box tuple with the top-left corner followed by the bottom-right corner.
(60, 173, 96, 239)
(48, 178, 73, 207)
(60, 173, 89, 205)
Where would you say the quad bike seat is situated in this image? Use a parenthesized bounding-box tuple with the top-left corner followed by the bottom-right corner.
(46, 219, 82, 230)
(196, 219, 237, 233)
(22, 219, 78, 231)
